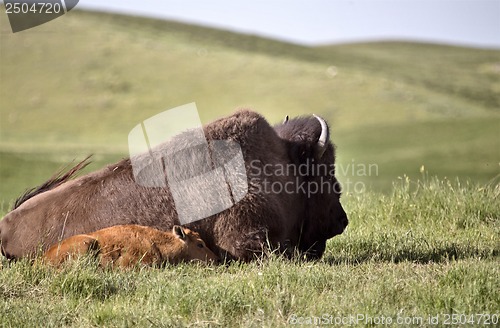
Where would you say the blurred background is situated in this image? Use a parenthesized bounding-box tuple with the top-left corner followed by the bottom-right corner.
(0, 0, 499, 206)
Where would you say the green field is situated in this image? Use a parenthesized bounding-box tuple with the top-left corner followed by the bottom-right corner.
(1, 178, 498, 327)
(0, 9, 499, 327)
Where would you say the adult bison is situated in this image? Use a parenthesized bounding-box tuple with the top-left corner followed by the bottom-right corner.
(0, 110, 348, 261)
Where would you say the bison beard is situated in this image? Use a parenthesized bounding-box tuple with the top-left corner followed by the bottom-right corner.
(0, 109, 348, 261)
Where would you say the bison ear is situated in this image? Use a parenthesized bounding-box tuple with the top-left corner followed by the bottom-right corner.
(289, 143, 311, 166)
(173, 225, 186, 240)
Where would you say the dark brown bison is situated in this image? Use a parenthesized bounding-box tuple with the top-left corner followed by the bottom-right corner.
(43, 225, 219, 268)
(0, 110, 348, 261)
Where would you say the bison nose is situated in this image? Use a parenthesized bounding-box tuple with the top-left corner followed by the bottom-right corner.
(340, 215, 348, 228)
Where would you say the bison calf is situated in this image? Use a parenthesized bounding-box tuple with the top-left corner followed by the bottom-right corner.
(43, 225, 219, 268)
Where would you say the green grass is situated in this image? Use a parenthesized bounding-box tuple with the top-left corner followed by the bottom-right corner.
(1, 177, 498, 327)
(337, 117, 500, 191)
(1, 9, 499, 327)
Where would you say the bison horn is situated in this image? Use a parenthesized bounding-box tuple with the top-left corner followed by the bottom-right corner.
(283, 115, 289, 124)
(313, 114, 328, 159)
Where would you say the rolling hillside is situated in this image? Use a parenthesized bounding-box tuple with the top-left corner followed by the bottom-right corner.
(0, 9, 499, 202)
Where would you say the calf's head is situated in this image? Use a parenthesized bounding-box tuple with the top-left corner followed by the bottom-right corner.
(174, 226, 220, 263)
(274, 114, 348, 259)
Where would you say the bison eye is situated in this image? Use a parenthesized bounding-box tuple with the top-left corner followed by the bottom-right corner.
(197, 243, 204, 248)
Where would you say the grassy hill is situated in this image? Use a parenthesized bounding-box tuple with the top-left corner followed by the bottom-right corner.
(1, 10, 499, 202)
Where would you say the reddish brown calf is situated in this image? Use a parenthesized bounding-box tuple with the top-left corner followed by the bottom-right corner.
(43, 225, 219, 268)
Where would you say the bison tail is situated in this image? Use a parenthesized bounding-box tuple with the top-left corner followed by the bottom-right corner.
(12, 155, 92, 210)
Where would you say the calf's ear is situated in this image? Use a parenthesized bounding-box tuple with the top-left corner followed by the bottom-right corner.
(173, 225, 187, 240)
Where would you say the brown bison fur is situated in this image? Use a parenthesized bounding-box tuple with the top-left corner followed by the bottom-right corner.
(1, 110, 348, 261)
(43, 225, 219, 268)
